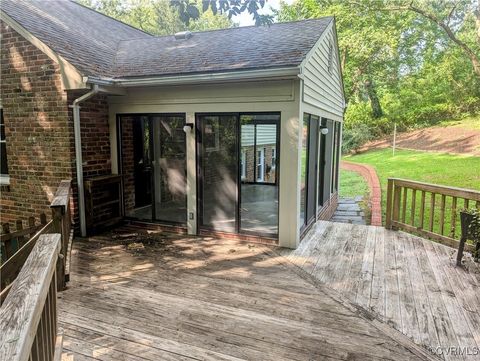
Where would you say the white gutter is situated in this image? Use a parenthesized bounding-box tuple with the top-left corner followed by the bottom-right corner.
(71, 85, 99, 237)
(85, 67, 300, 87)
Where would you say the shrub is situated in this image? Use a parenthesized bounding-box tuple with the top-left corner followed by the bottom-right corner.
(342, 123, 373, 154)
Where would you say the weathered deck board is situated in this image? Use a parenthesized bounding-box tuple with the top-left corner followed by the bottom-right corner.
(286, 221, 480, 361)
(59, 227, 436, 361)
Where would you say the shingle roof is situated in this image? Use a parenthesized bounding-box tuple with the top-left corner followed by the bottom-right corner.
(1, 0, 333, 80)
(114, 18, 332, 78)
(1, 0, 151, 77)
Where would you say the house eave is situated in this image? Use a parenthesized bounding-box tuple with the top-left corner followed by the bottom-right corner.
(85, 67, 301, 88)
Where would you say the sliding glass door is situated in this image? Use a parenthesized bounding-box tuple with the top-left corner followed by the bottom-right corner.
(197, 114, 238, 232)
(119, 114, 187, 224)
(197, 113, 280, 237)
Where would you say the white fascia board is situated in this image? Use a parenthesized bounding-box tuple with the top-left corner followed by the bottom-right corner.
(85, 67, 301, 87)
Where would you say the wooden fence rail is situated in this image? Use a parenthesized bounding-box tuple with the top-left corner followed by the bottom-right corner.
(0, 179, 73, 302)
(386, 178, 480, 251)
(1, 213, 47, 262)
(0, 234, 62, 361)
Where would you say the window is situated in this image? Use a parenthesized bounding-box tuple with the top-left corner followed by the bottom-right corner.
(0, 108, 8, 183)
(331, 121, 341, 193)
(256, 148, 264, 182)
(299, 114, 309, 227)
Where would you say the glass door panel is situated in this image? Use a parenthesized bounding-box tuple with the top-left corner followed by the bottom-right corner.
(198, 115, 238, 232)
(151, 115, 187, 223)
(240, 115, 279, 236)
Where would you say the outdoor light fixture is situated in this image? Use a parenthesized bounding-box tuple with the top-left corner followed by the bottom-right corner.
(183, 123, 194, 133)
(320, 127, 329, 135)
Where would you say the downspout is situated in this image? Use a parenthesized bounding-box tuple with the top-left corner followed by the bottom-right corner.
(71, 85, 99, 237)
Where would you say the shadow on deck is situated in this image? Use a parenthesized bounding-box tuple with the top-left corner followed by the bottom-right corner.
(59, 224, 437, 361)
(281, 221, 480, 361)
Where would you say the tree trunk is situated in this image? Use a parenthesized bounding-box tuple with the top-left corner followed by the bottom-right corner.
(365, 79, 383, 118)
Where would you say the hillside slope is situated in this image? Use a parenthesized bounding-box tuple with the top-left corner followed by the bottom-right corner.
(361, 117, 480, 156)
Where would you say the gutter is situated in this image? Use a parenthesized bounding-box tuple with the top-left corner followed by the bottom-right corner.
(85, 67, 300, 87)
(71, 85, 99, 237)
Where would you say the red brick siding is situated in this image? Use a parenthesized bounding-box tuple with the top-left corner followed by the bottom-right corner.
(0, 22, 112, 232)
(66, 91, 112, 228)
(0, 21, 73, 227)
(67, 92, 111, 179)
(120, 117, 135, 214)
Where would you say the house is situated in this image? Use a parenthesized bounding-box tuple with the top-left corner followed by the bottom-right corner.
(0, 0, 345, 249)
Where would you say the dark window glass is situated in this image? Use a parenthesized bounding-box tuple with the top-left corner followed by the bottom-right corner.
(199, 115, 238, 233)
(300, 114, 309, 227)
(240, 115, 279, 236)
(0, 109, 8, 175)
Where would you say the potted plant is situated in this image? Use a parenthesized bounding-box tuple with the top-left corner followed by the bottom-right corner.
(459, 208, 480, 263)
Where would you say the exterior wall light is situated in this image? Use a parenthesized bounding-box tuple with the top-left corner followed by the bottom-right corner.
(320, 127, 329, 135)
(183, 123, 194, 133)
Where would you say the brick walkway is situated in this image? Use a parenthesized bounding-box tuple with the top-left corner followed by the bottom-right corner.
(340, 161, 382, 226)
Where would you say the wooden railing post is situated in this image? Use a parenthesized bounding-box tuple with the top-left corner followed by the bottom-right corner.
(50, 205, 66, 291)
(386, 178, 394, 229)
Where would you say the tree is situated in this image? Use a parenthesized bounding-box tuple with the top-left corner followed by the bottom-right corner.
(172, 0, 273, 26)
(79, 0, 235, 35)
(277, 0, 480, 135)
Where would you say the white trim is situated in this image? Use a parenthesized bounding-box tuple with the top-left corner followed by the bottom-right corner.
(86, 67, 300, 87)
(241, 149, 246, 180)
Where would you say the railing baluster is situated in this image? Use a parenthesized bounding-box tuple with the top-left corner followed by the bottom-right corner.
(429, 193, 436, 232)
(464, 199, 469, 209)
(401, 188, 408, 223)
(392, 185, 402, 229)
(386, 179, 394, 229)
(410, 189, 416, 226)
(439, 195, 446, 235)
(419, 191, 426, 229)
(450, 197, 457, 238)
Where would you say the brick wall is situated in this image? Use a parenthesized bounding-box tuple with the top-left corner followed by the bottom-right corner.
(67, 91, 112, 228)
(120, 117, 135, 214)
(0, 21, 112, 231)
(0, 21, 73, 227)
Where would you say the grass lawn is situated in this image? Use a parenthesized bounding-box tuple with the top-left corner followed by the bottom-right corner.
(339, 169, 369, 198)
(342, 148, 480, 236)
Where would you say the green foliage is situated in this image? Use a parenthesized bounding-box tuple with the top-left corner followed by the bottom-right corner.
(462, 208, 480, 243)
(172, 0, 273, 26)
(277, 0, 480, 147)
(79, 0, 234, 35)
(342, 123, 373, 154)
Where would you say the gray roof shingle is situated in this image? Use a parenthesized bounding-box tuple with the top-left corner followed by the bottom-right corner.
(114, 18, 332, 78)
(1, 0, 151, 77)
(1, 0, 332, 80)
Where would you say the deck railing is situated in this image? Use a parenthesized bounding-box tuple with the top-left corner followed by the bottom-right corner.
(0, 234, 62, 361)
(386, 178, 480, 250)
(0, 179, 73, 302)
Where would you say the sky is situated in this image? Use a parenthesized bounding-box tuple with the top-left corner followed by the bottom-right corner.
(232, 0, 296, 26)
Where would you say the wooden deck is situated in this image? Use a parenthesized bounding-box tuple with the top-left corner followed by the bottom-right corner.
(282, 221, 480, 361)
(58, 225, 437, 361)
